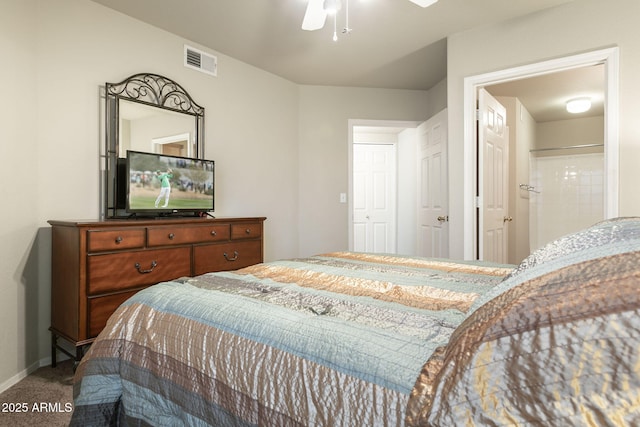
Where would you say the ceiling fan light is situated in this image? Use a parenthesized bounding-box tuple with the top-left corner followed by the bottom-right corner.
(302, 0, 327, 30)
(566, 97, 591, 114)
(324, 0, 340, 15)
(408, 0, 438, 7)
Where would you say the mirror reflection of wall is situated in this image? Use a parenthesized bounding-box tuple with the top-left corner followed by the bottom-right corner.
(152, 133, 192, 157)
(119, 99, 196, 157)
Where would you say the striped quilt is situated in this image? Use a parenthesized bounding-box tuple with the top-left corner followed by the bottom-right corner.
(70, 252, 511, 426)
(406, 217, 640, 426)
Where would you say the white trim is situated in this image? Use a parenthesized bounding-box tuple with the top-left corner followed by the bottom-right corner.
(463, 47, 620, 259)
(0, 359, 43, 394)
(347, 119, 420, 251)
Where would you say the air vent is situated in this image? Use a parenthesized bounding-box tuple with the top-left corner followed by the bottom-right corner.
(184, 45, 217, 76)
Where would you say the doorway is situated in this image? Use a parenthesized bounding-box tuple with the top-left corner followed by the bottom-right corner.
(152, 133, 193, 157)
(463, 47, 619, 261)
(352, 142, 397, 253)
(348, 120, 420, 254)
(487, 64, 606, 261)
(348, 114, 449, 256)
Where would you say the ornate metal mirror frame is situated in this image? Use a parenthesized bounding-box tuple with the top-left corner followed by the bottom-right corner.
(103, 73, 205, 219)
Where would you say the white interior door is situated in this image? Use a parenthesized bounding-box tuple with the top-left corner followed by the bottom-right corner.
(479, 88, 510, 262)
(353, 143, 397, 253)
(416, 109, 448, 258)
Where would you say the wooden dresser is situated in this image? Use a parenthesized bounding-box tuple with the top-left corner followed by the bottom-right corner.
(48, 217, 266, 366)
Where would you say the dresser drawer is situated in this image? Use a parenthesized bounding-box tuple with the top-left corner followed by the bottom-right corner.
(49, 217, 265, 365)
(87, 228, 146, 252)
(147, 224, 230, 247)
(87, 247, 191, 295)
(230, 222, 263, 240)
(87, 289, 140, 338)
(193, 240, 262, 275)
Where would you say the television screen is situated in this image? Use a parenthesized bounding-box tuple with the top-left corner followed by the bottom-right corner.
(126, 150, 214, 215)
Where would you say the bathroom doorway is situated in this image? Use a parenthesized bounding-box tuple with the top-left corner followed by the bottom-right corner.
(463, 47, 619, 262)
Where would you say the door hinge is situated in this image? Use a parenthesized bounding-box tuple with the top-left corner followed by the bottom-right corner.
(475, 196, 482, 208)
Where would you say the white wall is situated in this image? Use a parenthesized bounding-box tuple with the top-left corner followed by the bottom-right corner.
(0, 0, 433, 389)
(425, 78, 447, 119)
(514, 101, 536, 263)
(297, 86, 430, 256)
(28, 0, 302, 260)
(0, 0, 39, 389)
(126, 113, 195, 155)
(447, 0, 640, 259)
(397, 128, 419, 255)
(495, 96, 535, 265)
(12, 0, 638, 395)
(536, 116, 604, 155)
(1, 0, 301, 388)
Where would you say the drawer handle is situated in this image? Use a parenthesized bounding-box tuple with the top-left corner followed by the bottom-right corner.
(115, 236, 123, 244)
(245, 228, 251, 235)
(210, 230, 217, 237)
(168, 233, 175, 240)
(135, 260, 158, 274)
(223, 251, 239, 262)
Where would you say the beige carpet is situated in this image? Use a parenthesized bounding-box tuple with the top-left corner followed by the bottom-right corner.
(0, 360, 74, 426)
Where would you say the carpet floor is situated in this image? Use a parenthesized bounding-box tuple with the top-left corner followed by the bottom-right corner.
(0, 360, 74, 426)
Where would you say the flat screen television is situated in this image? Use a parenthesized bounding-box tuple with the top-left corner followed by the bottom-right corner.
(126, 150, 214, 217)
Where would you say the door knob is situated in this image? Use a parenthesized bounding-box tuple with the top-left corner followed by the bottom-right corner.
(437, 215, 448, 222)
(503, 216, 513, 222)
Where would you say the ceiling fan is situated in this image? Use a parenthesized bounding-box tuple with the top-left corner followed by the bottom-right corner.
(302, 0, 439, 32)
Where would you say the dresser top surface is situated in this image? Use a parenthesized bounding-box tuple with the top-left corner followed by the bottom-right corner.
(48, 217, 266, 228)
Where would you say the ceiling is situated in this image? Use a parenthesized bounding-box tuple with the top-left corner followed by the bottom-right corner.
(486, 63, 605, 123)
(90, 0, 576, 91)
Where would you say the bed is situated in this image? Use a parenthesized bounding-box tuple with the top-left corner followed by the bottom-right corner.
(70, 218, 640, 426)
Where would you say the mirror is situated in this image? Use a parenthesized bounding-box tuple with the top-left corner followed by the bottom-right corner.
(119, 100, 197, 158)
(103, 73, 205, 219)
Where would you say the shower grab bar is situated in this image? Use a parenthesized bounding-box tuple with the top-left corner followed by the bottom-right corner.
(519, 184, 540, 193)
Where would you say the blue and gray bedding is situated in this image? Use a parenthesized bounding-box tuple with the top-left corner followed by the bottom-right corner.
(406, 217, 640, 426)
(71, 252, 511, 426)
(72, 217, 640, 427)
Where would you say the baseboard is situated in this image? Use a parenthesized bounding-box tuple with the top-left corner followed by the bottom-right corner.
(0, 360, 40, 395)
(0, 355, 70, 395)
(39, 355, 53, 368)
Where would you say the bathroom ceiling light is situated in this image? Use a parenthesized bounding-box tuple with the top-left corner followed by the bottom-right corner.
(566, 97, 591, 114)
(408, 0, 439, 6)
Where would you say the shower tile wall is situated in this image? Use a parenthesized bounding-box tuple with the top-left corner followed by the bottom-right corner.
(529, 153, 604, 251)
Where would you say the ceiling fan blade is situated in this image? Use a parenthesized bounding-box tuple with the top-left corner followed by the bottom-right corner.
(302, 0, 327, 31)
(407, 0, 438, 7)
